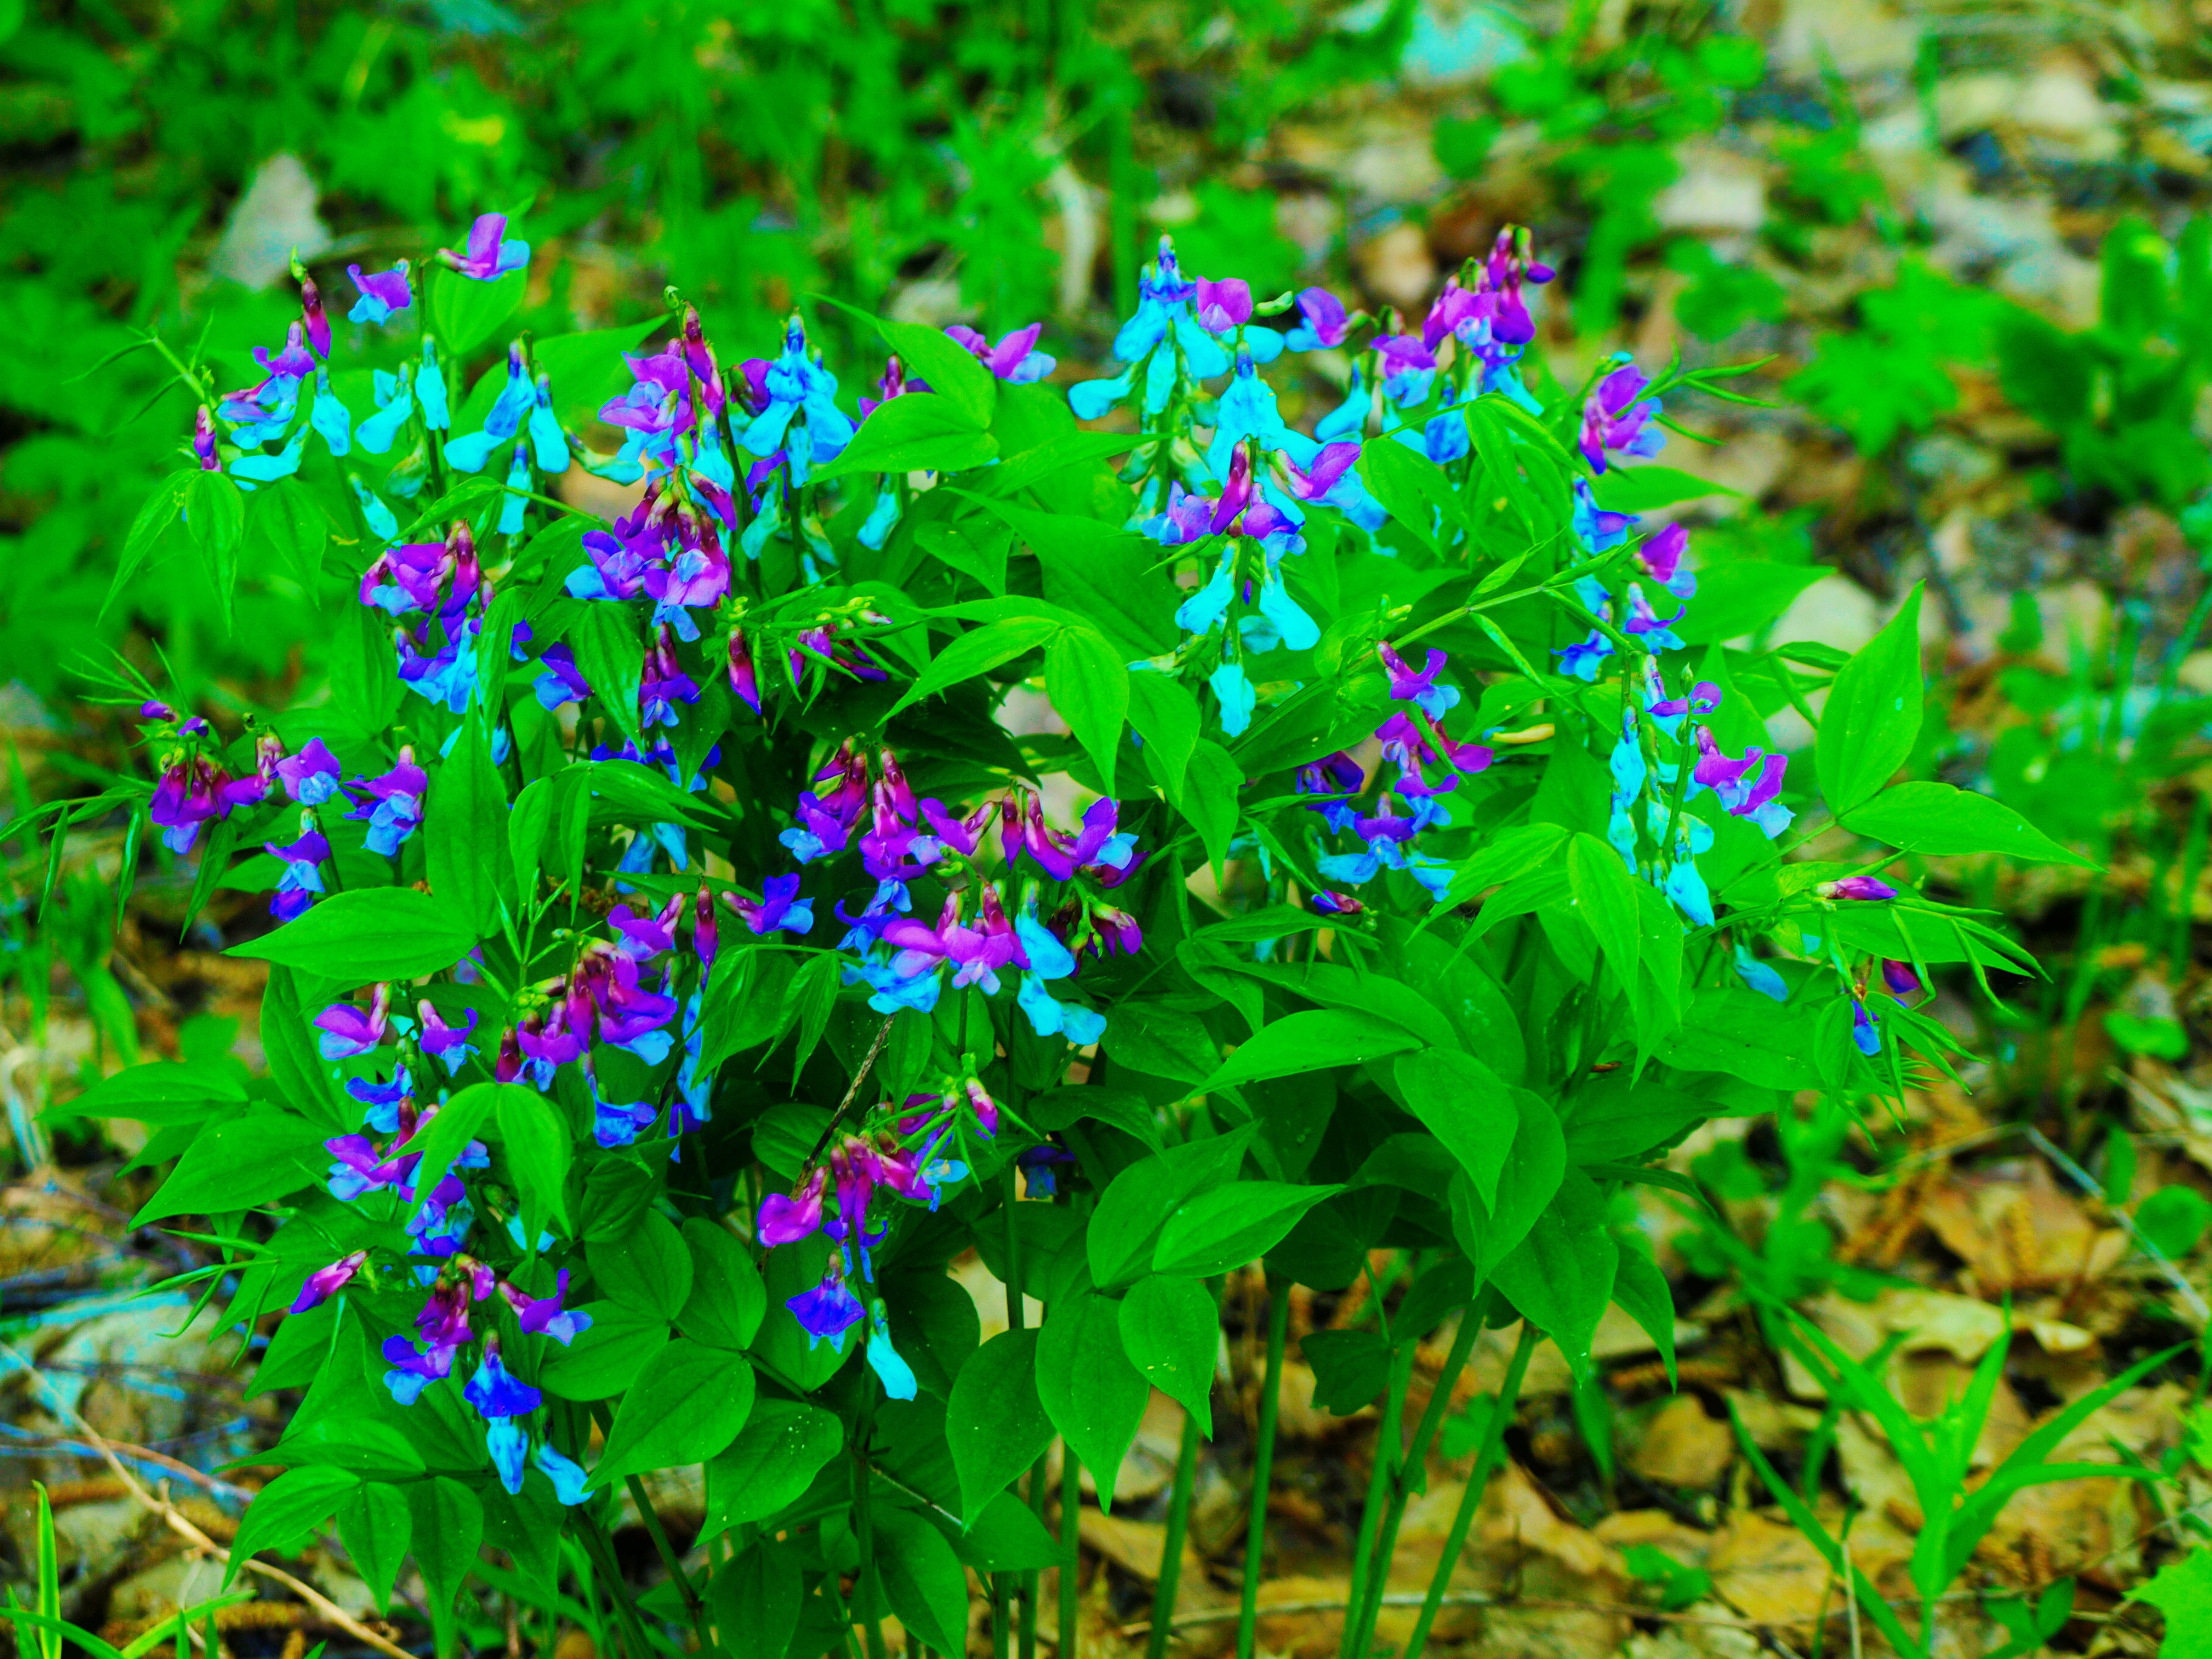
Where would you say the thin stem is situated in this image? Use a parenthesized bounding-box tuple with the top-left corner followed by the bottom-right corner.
(997, 1160, 1027, 1659)
(1347, 1309, 1483, 1657)
(854, 1392, 891, 1659)
(622, 1471, 709, 1644)
(1236, 1275, 1292, 1659)
(1399, 1322, 1540, 1659)
(806, 1013, 900, 1165)
(1145, 1407, 1202, 1659)
(575, 1506, 655, 1659)
(1338, 1340, 1416, 1659)
(1061, 1443, 1084, 1659)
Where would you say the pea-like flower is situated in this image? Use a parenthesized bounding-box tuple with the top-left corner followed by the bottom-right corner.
(438, 213, 530, 282)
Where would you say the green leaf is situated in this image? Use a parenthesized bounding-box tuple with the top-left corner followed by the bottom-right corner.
(336, 1483, 410, 1613)
(184, 468, 246, 631)
(227, 886, 477, 981)
(947, 1327, 1054, 1523)
(404, 1476, 484, 1655)
(589, 1208, 694, 1321)
(709, 1541, 804, 1659)
(1199, 1008, 1423, 1096)
(396, 1082, 504, 1229)
(427, 715, 514, 937)
(1610, 1236, 1678, 1387)
(2137, 1185, 2212, 1259)
(1117, 1275, 1217, 1435)
(1087, 1124, 1258, 1288)
(950, 1491, 1063, 1572)
(252, 478, 330, 591)
(703, 1401, 844, 1536)
(891, 615, 1057, 716)
(495, 1087, 571, 1241)
(1127, 673, 1200, 803)
(432, 267, 525, 357)
(1843, 780, 2091, 866)
(224, 1464, 360, 1582)
(570, 603, 643, 743)
(592, 1339, 756, 1487)
(1181, 740, 1242, 877)
(330, 604, 401, 737)
(1301, 1328, 1395, 1415)
(871, 1507, 973, 1654)
(1036, 1292, 1150, 1509)
(104, 471, 191, 620)
(757, 1235, 857, 1390)
(1446, 1091, 1567, 1278)
(1587, 465, 1740, 512)
(1566, 832, 1642, 1012)
(1560, 1075, 1712, 1164)
(1391, 1048, 1517, 1211)
(877, 318, 997, 428)
(1660, 988, 1824, 1091)
(679, 1217, 767, 1351)
(813, 392, 999, 482)
(916, 520, 1010, 594)
(135, 1111, 328, 1224)
(2126, 1546, 2212, 1659)
(1817, 584, 1924, 816)
(1489, 1170, 1619, 1383)
(49, 1060, 243, 1123)
(538, 1302, 671, 1401)
(1357, 439, 1459, 552)
(1671, 561, 1829, 646)
(1152, 1182, 1343, 1278)
(591, 757, 724, 831)
(1045, 626, 1129, 795)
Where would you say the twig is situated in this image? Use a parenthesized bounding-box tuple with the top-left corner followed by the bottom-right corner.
(806, 1014, 899, 1165)
(0, 1340, 412, 1659)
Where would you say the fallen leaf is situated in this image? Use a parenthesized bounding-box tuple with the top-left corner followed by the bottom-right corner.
(1627, 1396, 1735, 1488)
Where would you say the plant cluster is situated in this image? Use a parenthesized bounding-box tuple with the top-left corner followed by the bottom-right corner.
(2, 195, 2158, 1659)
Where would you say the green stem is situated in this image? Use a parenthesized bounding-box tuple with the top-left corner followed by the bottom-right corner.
(1347, 1309, 1483, 1658)
(622, 1470, 709, 1644)
(1060, 1443, 1083, 1659)
(1399, 1323, 1539, 1659)
(1338, 1340, 1416, 1659)
(575, 1506, 655, 1659)
(854, 1407, 891, 1659)
(1235, 1275, 1291, 1659)
(1145, 1407, 1202, 1659)
(995, 1162, 1026, 1659)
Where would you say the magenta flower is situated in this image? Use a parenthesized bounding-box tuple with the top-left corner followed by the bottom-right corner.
(317, 984, 392, 1061)
(946, 323, 1057, 384)
(723, 874, 815, 937)
(348, 260, 414, 325)
(418, 1002, 479, 1076)
(438, 213, 530, 282)
(1193, 278, 1253, 334)
(1825, 876, 1899, 902)
(1579, 361, 1665, 474)
(1376, 644, 1461, 722)
(727, 627, 762, 714)
(1881, 959, 1921, 996)
(502, 1270, 594, 1345)
(1284, 287, 1352, 351)
(346, 748, 429, 857)
(290, 1250, 367, 1313)
(760, 1169, 828, 1246)
(1689, 729, 1792, 839)
(1636, 523, 1697, 600)
(1312, 891, 1364, 915)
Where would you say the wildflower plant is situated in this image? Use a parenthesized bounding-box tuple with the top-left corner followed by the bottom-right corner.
(35, 210, 2096, 1658)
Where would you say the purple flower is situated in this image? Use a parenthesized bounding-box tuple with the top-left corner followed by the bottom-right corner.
(438, 213, 530, 282)
(316, 985, 391, 1061)
(1572, 480, 1638, 554)
(724, 874, 816, 937)
(1312, 891, 1364, 916)
(348, 260, 414, 325)
(786, 1267, 865, 1350)
(1282, 441, 1387, 532)
(1636, 523, 1697, 601)
(1554, 629, 1615, 683)
(346, 748, 429, 856)
(418, 1002, 479, 1076)
(276, 739, 343, 805)
(289, 1249, 367, 1313)
(947, 323, 1057, 383)
(1881, 958, 1921, 995)
(503, 1269, 593, 1345)
(1193, 278, 1253, 334)
(728, 628, 762, 715)
(266, 823, 329, 923)
(1623, 586, 1686, 653)
(1690, 729, 1792, 839)
(1376, 644, 1461, 722)
(1578, 360, 1665, 473)
(464, 1341, 543, 1420)
(761, 1170, 828, 1246)
(609, 894, 683, 959)
(640, 627, 702, 729)
(1852, 999, 1882, 1057)
(1825, 876, 1899, 902)
(1284, 287, 1352, 351)
(534, 643, 591, 709)
(381, 1332, 457, 1404)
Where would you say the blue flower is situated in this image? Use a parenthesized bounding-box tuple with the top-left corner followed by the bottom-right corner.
(534, 1441, 591, 1506)
(418, 341, 451, 432)
(1016, 973, 1105, 1045)
(1210, 660, 1257, 736)
(866, 1308, 919, 1401)
(1734, 949, 1789, 1002)
(486, 1417, 528, 1495)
